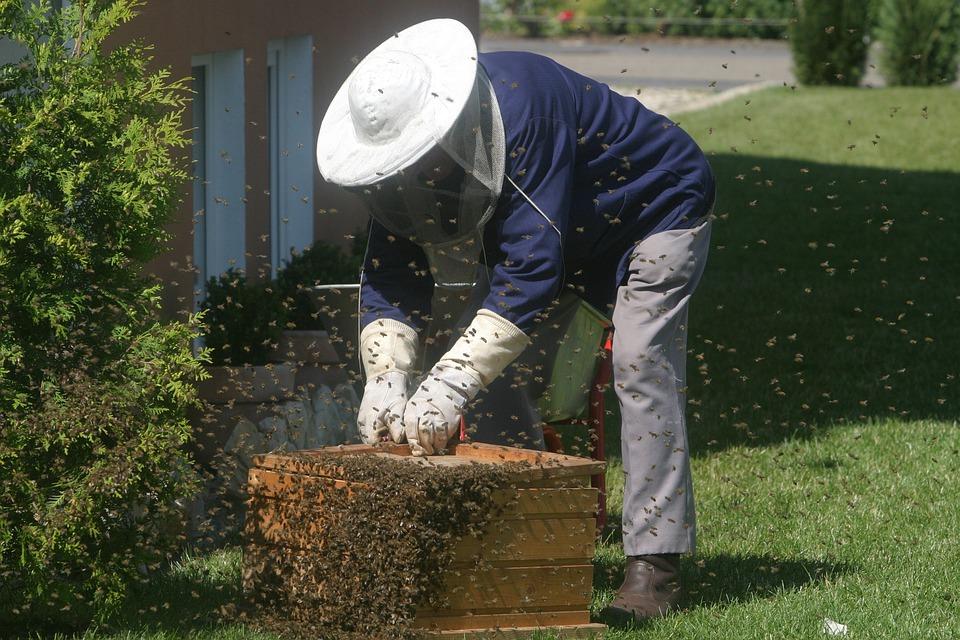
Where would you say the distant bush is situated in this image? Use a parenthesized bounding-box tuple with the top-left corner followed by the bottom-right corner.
(790, 0, 872, 85)
(482, 0, 567, 37)
(876, 0, 960, 86)
(276, 240, 364, 331)
(481, 0, 796, 39)
(702, 0, 796, 38)
(599, 0, 793, 39)
(0, 0, 205, 628)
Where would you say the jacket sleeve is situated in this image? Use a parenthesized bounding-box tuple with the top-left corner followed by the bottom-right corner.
(482, 117, 575, 335)
(359, 219, 434, 331)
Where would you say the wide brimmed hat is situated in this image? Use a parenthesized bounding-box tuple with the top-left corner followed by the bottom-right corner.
(316, 19, 479, 187)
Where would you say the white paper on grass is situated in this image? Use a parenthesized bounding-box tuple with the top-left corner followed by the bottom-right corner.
(822, 619, 848, 636)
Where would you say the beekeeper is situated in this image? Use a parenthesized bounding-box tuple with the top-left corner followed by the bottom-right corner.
(315, 19, 715, 621)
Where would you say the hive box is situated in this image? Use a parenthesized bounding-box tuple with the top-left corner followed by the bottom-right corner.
(243, 442, 606, 639)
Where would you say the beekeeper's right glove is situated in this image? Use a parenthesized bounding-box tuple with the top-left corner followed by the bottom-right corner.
(403, 309, 530, 455)
(357, 319, 419, 444)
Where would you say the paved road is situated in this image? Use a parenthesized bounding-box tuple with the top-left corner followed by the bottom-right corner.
(480, 35, 888, 92)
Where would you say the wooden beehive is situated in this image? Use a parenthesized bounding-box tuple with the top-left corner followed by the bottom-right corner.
(243, 442, 606, 639)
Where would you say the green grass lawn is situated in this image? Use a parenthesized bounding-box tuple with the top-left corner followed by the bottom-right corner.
(30, 86, 960, 640)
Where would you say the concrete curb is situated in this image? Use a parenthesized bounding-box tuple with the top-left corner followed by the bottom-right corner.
(664, 80, 781, 117)
(609, 80, 781, 118)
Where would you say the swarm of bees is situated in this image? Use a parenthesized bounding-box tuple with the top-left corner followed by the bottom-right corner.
(231, 452, 525, 639)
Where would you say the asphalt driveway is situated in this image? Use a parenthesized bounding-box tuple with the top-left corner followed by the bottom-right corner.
(480, 35, 889, 92)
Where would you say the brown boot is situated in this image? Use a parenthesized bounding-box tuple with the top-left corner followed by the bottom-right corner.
(603, 554, 682, 624)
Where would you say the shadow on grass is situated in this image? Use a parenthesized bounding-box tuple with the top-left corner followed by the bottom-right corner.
(683, 155, 959, 452)
(593, 551, 852, 629)
(2, 553, 243, 640)
(55, 546, 254, 640)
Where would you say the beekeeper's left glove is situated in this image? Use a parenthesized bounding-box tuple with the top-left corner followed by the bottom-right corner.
(403, 309, 530, 455)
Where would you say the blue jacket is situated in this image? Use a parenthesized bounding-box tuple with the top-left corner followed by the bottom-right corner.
(360, 51, 715, 335)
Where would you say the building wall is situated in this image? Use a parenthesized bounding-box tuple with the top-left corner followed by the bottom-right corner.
(112, 0, 479, 318)
(0, 38, 26, 64)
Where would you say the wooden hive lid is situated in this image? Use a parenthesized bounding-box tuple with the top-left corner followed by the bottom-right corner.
(251, 442, 605, 483)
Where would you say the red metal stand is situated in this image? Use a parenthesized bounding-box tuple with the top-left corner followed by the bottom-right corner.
(587, 331, 613, 533)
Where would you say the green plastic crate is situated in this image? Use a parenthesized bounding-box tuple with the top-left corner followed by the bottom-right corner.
(535, 294, 611, 422)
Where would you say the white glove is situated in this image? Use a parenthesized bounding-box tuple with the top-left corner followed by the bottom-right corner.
(358, 319, 419, 445)
(403, 364, 481, 455)
(404, 309, 530, 455)
(357, 371, 408, 444)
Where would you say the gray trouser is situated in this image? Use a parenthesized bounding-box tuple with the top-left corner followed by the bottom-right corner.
(614, 220, 711, 556)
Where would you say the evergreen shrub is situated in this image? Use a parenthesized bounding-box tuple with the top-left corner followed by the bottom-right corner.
(0, 0, 205, 628)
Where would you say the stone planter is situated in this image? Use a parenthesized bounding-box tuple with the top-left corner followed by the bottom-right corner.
(190, 363, 295, 467)
(269, 329, 348, 392)
(190, 361, 360, 478)
(187, 360, 361, 541)
(197, 363, 296, 404)
(204, 384, 360, 498)
(268, 330, 339, 365)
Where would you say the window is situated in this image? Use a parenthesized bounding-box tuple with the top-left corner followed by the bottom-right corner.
(191, 64, 208, 309)
(267, 35, 315, 275)
(191, 50, 246, 304)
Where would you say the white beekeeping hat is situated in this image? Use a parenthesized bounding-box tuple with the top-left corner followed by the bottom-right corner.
(316, 18, 481, 187)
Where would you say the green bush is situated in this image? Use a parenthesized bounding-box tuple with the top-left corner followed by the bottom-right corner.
(704, 0, 796, 39)
(276, 240, 363, 331)
(0, 0, 205, 628)
(200, 271, 285, 366)
(483, 0, 566, 37)
(877, 0, 960, 86)
(592, 0, 793, 39)
(790, 0, 872, 85)
(202, 237, 364, 357)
